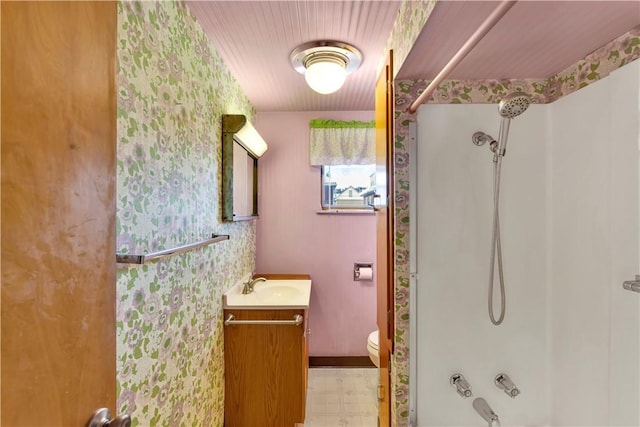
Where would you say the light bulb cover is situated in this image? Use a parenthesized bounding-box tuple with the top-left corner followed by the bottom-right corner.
(290, 41, 362, 95)
(235, 120, 268, 158)
(304, 54, 347, 94)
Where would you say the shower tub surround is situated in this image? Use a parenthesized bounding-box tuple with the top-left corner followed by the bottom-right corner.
(391, 26, 640, 427)
(414, 60, 639, 426)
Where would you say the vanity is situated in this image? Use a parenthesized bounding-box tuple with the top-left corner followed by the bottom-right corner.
(223, 274, 311, 427)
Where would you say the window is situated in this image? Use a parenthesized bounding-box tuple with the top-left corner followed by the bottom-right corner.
(309, 118, 376, 212)
(321, 164, 376, 209)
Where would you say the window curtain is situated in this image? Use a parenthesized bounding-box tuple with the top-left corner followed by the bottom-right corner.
(309, 119, 376, 166)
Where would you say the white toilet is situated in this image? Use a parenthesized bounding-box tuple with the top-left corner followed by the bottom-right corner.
(367, 330, 380, 368)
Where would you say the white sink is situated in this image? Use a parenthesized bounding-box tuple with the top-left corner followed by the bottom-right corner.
(223, 279, 311, 309)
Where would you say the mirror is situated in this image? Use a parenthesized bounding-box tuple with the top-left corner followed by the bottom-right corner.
(222, 115, 266, 221)
(231, 141, 257, 219)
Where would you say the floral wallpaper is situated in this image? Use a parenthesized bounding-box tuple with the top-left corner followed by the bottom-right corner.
(395, 25, 640, 106)
(548, 25, 640, 103)
(390, 94, 412, 427)
(384, 3, 436, 422)
(384, 0, 437, 79)
(116, 1, 255, 426)
(389, 4, 640, 425)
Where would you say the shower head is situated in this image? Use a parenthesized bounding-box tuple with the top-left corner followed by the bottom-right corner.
(498, 92, 531, 118)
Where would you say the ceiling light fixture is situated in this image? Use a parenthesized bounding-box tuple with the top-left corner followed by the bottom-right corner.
(290, 41, 362, 95)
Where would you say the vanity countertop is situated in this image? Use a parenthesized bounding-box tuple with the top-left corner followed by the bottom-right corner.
(223, 279, 311, 309)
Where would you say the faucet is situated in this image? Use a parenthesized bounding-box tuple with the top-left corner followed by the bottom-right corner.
(450, 373, 473, 398)
(473, 398, 499, 425)
(495, 373, 520, 398)
(242, 277, 267, 294)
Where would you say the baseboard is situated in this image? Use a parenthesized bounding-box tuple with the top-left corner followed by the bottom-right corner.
(309, 356, 375, 368)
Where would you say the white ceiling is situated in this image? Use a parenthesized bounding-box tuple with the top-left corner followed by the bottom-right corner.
(187, 0, 401, 112)
(187, 1, 640, 112)
(398, 1, 640, 80)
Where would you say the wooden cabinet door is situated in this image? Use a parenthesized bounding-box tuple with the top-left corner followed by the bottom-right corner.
(1, 2, 117, 426)
(224, 309, 306, 427)
(375, 51, 394, 427)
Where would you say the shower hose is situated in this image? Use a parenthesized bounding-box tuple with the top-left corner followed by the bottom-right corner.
(488, 154, 506, 326)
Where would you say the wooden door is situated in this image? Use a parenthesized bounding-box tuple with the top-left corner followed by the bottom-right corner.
(375, 51, 394, 427)
(1, 2, 117, 426)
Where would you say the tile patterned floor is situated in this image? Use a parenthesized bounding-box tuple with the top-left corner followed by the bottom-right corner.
(303, 368, 378, 427)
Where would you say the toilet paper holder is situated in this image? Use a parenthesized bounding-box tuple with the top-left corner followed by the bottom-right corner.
(354, 263, 373, 281)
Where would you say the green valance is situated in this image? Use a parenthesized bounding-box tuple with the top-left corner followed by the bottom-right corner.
(309, 119, 376, 129)
(309, 119, 376, 166)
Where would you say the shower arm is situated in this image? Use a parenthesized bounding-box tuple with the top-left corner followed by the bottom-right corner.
(407, 0, 516, 114)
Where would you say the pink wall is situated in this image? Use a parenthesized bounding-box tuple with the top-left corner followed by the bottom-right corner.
(254, 111, 377, 357)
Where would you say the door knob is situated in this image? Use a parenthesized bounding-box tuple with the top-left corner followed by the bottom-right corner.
(88, 408, 132, 427)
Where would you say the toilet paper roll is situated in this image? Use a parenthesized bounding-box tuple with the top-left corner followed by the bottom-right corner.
(357, 267, 373, 281)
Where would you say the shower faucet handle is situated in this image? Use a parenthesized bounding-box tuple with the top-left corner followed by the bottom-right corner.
(450, 373, 473, 398)
(622, 275, 640, 293)
(495, 373, 520, 398)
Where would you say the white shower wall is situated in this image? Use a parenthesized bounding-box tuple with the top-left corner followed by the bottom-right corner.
(549, 60, 640, 426)
(415, 60, 639, 427)
(416, 102, 549, 427)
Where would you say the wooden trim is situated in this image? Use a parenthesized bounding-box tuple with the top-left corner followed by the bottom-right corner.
(309, 356, 375, 368)
(375, 49, 394, 427)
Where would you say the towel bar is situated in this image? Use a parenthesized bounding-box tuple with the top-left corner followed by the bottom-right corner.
(224, 314, 303, 326)
(116, 234, 229, 265)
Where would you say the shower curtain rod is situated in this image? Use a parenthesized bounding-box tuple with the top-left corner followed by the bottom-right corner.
(407, 0, 517, 114)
